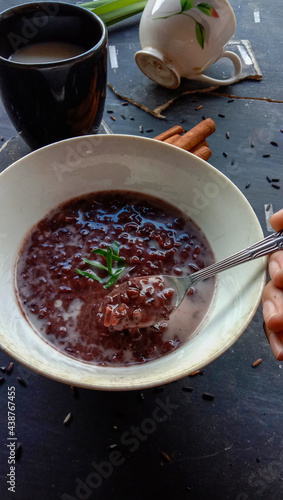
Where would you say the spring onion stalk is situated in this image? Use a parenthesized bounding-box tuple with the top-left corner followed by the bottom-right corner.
(79, 0, 147, 27)
(76, 241, 127, 288)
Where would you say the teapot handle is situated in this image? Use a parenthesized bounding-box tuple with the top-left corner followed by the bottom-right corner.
(192, 51, 242, 86)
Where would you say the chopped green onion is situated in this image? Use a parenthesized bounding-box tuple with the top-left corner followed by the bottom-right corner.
(106, 246, 113, 275)
(91, 247, 126, 263)
(82, 258, 108, 271)
(76, 241, 127, 288)
(113, 240, 119, 256)
(104, 267, 125, 288)
(91, 247, 108, 257)
(75, 269, 102, 282)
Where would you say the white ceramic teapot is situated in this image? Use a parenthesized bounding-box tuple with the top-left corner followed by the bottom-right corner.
(135, 0, 242, 88)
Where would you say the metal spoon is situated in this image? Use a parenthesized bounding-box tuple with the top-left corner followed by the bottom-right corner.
(103, 231, 283, 330)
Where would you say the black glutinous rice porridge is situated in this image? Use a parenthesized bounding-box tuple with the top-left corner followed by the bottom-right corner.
(16, 191, 215, 366)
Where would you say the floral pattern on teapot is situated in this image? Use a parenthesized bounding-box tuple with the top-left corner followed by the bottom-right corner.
(153, 1, 219, 49)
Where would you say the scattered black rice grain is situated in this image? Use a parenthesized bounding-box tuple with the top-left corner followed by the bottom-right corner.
(189, 370, 204, 377)
(231, 159, 235, 165)
(266, 176, 271, 183)
(121, 102, 128, 106)
(271, 178, 280, 182)
(265, 203, 271, 211)
(110, 115, 116, 121)
(218, 113, 225, 118)
(245, 183, 250, 189)
(256, 458, 260, 463)
(271, 183, 280, 189)
(17, 376, 27, 387)
(108, 443, 118, 450)
(71, 385, 79, 399)
(202, 392, 215, 401)
(0, 137, 4, 141)
(263, 154, 270, 158)
(180, 119, 185, 123)
(195, 105, 203, 110)
(15, 443, 22, 461)
(270, 141, 278, 147)
(7, 362, 14, 374)
(251, 141, 254, 148)
(0, 376, 5, 385)
(130, 116, 135, 120)
(120, 114, 126, 120)
(223, 152, 228, 157)
(146, 129, 153, 133)
(228, 99, 234, 103)
(0, 366, 6, 372)
(107, 110, 114, 113)
(63, 412, 72, 425)
(161, 451, 171, 462)
(226, 131, 230, 139)
(139, 125, 143, 133)
(182, 386, 194, 392)
(202, 115, 206, 120)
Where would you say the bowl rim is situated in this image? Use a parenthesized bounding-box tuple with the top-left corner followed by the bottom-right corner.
(0, 134, 267, 390)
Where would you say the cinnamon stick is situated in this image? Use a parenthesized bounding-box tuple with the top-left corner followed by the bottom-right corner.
(154, 125, 184, 142)
(174, 118, 215, 151)
(164, 134, 181, 145)
(190, 139, 209, 153)
(193, 145, 212, 161)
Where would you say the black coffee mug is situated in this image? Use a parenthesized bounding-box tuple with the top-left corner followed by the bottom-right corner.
(0, 2, 107, 149)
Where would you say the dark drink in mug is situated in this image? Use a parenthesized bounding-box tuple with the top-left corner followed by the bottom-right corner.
(0, 2, 107, 149)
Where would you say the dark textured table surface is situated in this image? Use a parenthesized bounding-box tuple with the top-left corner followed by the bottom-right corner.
(0, 1, 282, 500)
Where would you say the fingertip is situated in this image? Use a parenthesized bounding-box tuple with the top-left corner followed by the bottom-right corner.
(270, 209, 283, 232)
(266, 312, 283, 333)
(263, 322, 283, 361)
(262, 299, 276, 322)
(269, 254, 283, 288)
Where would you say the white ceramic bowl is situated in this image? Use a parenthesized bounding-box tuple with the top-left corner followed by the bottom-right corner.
(0, 135, 266, 390)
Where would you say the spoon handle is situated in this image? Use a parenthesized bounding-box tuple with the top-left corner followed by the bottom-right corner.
(190, 230, 283, 286)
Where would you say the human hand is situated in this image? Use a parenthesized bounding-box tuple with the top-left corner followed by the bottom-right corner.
(262, 209, 283, 360)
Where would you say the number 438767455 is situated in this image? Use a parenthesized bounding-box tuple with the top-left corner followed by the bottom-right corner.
(8, 386, 15, 401)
